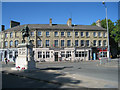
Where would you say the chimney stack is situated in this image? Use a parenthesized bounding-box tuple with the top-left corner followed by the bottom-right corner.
(49, 18, 52, 26)
(67, 18, 72, 26)
(1, 25, 5, 31)
(10, 20, 20, 28)
(96, 19, 101, 27)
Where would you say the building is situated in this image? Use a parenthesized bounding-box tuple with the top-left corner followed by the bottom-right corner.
(0, 18, 108, 62)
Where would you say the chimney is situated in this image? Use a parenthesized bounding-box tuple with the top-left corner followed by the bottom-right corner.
(1, 25, 5, 31)
(10, 20, 20, 28)
(67, 18, 72, 26)
(49, 18, 52, 26)
(96, 19, 101, 27)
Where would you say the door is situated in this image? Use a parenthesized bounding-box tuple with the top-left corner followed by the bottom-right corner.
(54, 52, 58, 61)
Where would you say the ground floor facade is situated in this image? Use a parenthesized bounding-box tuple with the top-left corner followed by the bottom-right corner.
(0, 47, 108, 62)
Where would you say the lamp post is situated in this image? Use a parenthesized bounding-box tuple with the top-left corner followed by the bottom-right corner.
(102, 1, 110, 60)
(73, 24, 75, 61)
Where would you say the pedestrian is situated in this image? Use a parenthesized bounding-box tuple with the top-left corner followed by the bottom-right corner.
(4, 58, 8, 64)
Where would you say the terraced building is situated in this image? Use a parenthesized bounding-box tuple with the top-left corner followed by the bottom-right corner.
(0, 18, 108, 62)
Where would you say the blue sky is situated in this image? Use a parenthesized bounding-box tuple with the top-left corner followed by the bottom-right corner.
(2, 2, 118, 30)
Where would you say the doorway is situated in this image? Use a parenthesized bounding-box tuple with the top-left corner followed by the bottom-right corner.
(54, 52, 58, 61)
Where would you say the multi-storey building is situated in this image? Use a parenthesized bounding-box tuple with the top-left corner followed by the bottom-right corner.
(0, 18, 107, 62)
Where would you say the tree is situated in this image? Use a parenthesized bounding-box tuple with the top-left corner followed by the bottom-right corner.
(91, 22, 96, 26)
(91, 19, 118, 57)
(111, 19, 120, 43)
(101, 19, 115, 35)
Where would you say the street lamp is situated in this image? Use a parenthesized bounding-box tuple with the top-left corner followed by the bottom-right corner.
(102, 1, 110, 60)
(72, 24, 75, 61)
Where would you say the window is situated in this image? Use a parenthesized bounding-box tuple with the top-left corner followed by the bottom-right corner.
(15, 40, 18, 47)
(75, 51, 83, 57)
(15, 51, 18, 58)
(67, 40, 71, 47)
(66, 51, 71, 58)
(86, 32, 89, 37)
(9, 51, 12, 58)
(46, 52, 50, 58)
(81, 40, 84, 46)
(10, 32, 13, 38)
(79, 52, 81, 57)
(38, 31, 42, 36)
(54, 40, 58, 47)
(75, 32, 78, 37)
(43, 52, 45, 58)
(93, 40, 97, 46)
(103, 32, 106, 37)
(61, 51, 65, 57)
(75, 51, 79, 57)
(61, 40, 64, 47)
(86, 40, 89, 47)
(82, 52, 84, 57)
(15, 32, 18, 37)
(75, 40, 78, 46)
(46, 31, 49, 37)
(37, 40, 42, 47)
(98, 32, 101, 37)
(31, 32, 34, 36)
(46, 40, 49, 47)
(61, 32, 64, 37)
(67, 32, 71, 37)
(55, 32, 58, 37)
(38, 52, 42, 58)
(103, 40, 107, 46)
(5, 33, 7, 38)
(98, 40, 101, 46)
(81, 32, 84, 37)
(93, 32, 97, 37)
(5, 41, 8, 47)
(10, 41, 13, 47)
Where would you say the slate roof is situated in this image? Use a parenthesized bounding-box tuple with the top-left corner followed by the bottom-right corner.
(2, 24, 106, 32)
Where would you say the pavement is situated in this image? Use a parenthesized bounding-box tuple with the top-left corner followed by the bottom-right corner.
(1, 60, 119, 88)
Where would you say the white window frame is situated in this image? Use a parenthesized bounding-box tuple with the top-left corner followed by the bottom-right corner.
(46, 31, 50, 37)
(81, 32, 84, 37)
(38, 31, 42, 36)
(67, 40, 71, 47)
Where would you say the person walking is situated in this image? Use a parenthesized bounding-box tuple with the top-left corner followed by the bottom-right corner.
(4, 58, 8, 64)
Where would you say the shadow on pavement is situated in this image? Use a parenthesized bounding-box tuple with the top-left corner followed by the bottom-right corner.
(40, 66, 73, 70)
(2, 67, 82, 88)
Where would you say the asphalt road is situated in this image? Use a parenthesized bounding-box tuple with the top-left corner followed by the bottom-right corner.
(2, 73, 61, 88)
(1, 60, 119, 88)
(36, 61, 118, 82)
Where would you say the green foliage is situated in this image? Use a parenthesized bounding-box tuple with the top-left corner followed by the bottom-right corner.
(101, 18, 115, 34)
(91, 19, 120, 42)
(91, 22, 96, 26)
(110, 20, 120, 42)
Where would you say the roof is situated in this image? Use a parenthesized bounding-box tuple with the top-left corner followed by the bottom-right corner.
(2, 24, 106, 32)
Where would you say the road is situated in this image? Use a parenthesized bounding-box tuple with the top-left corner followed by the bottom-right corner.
(36, 61, 118, 82)
(2, 73, 61, 88)
(1, 60, 119, 88)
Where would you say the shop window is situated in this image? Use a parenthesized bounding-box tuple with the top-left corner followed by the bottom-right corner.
(75, 51, 79, 57)
(46, 52, 50, 58)
(9, 51, 12, 58)
(66, 51, 71, 58)
(61, 51, 65, 57)
(38, 52, 42, 58)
